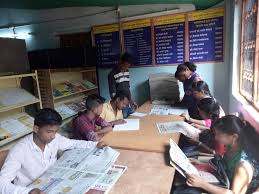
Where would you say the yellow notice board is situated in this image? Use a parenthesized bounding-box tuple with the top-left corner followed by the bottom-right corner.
(153, 14, 185, 26)
(188, 7, 224, 21)
(93, 23, 119, 34)
(122, 18, 151, 30)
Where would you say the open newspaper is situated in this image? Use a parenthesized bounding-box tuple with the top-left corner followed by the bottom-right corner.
(149, 105, 188, 115)
(30, 146, 126, 194)
(169, 139, 219, 184)
(157, 121, 201, 140)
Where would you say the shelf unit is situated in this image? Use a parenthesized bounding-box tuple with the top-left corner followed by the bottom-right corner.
(37, 67, 98, 136)
(0, 71, 42, 149)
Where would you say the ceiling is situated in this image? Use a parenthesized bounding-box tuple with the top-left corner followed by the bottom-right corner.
(1, 0, 224, 10)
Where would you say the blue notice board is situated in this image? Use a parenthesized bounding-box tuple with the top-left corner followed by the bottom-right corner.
(154, 14, 186, 65)
(93, 24, 120, 68)
(123, 19, 152, 66)
(188, 7, 224, 63)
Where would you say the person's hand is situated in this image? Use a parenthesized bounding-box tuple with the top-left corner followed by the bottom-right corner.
(191, 123, 200, 128)
(29, 188, 46, 194)
(186, 174, 204, 188)
(180, 113, 190, 121)
(97, 141, 107, 148)
(116, 119, 127, 125)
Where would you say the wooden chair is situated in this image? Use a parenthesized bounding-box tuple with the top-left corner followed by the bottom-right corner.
(0, 150, 9, 169)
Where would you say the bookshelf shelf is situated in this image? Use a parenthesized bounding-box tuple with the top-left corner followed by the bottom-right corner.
(0, 71, 42, 148)
(37, 67, 98, 136)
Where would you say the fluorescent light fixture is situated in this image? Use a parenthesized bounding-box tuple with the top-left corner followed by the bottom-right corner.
(120, 8, 185, 21)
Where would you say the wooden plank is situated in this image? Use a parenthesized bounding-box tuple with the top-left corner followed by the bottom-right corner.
(0, 99, 40, 113)
(0, 72, 36, 80)
(102, 101, 182, 153)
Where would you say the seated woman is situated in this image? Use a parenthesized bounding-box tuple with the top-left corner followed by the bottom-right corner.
(182, 81, 225, 130)
(186, 115, 259, 194)
(72, 95, 113, 141)
(100, 91, 130, 127)
(180, 98, 225, 156)
(174, 62, 202, 119)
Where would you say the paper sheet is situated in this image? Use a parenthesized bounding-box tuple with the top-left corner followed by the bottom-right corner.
(157, 121, 201, 140)
(113, 119, 140, 131)
(130, 112, 147, 117)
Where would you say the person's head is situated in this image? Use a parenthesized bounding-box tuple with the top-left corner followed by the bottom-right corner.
(119, 53, 133, 71)
(33, 108, 62, 144)
(112, 91, 130, 110)
(197, 98, 220, 121)
(85, 94, 106, 116)
(175, 62, 197, 81)
(192, 81, 212, 100)
(212, 115, 259, 161)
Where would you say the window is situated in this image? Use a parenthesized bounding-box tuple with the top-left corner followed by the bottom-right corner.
(240, 0, 259, 109)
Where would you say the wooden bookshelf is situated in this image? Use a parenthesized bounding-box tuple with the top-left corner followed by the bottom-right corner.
(37, 67, 99, 136)
(0, 71, 42, 148)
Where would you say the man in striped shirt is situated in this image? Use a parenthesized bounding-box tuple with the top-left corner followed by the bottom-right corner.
(108, 53, 137, 118)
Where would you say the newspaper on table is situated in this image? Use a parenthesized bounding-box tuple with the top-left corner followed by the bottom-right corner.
(149, 105, 187, 116)
(86, 165, 127, 194)
(169, 139, 219, 184)
(55, 104, 77, 120)
(157, 121, 201, 140)
(31, 146, 121, 194)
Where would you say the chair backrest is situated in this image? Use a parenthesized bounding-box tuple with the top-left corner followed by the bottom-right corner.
(0, 150, 9, 169)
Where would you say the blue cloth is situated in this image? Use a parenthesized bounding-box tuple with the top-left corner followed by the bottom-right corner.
(122, 105, 134, 118)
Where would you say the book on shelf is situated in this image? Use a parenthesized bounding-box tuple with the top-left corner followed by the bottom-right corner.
(81, 80, 96, 89)
(55, 99, 86, 120)
(52, 80, 96, 98)
(0, 88, 38, 108)
(0, 114, 34, 141)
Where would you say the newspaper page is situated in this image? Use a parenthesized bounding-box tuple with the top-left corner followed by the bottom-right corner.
(31, 147, 120, 193)
(157, 121, 201, 140)
(169, 138, 199, 177)
(150, 105, 188, 116)
(86, 165, 127, 194)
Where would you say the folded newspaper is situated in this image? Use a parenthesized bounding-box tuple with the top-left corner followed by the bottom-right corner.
(169, 139, 219, 184)
(157, 121, 201, 140)
(149, 105, 188, 116)
(30, 147, 126, 194)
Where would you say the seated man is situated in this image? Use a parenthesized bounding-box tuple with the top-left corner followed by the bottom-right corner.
(72, 95, 113, 141)
(100, 91, 130, 127)
(0, 108, 103, 194)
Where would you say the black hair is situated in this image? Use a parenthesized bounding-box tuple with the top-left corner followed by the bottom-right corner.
(113, 91, 130, 101)
(192, 81, 212, 96)
(34, 108, 62, 128)
(197, 98, 220, 123)
(85, 94, 105, 111)
(176, 61, 197, 74)
(121, 52, 134, 64)
(174, 69, 180, 79)
(212, 115, 259, 162)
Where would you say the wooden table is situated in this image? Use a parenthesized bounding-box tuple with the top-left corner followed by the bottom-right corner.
(102, 101, 183, 153)
(109, 149, 175, 194)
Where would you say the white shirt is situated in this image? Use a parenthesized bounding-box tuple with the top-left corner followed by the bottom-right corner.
(0, 133, 97, 194)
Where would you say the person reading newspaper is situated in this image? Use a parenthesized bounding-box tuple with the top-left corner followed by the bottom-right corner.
(0, 108, 105, 194)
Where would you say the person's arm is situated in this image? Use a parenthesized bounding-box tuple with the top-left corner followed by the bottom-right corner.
(0, 147, 37, 194)
(108, 71, 116, 98)
(180, 113, 209, 129)
(56, 134, 97, 151)
(110, 119, 126, 126)
(186, 162, 254, 194)
(97, 117, 113, 136)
